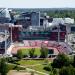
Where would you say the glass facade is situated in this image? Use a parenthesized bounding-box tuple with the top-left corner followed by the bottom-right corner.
(31, 12, 40, 26)
(19, 31, 50, 40)
(0, 36, 11, 54)
(19, 30, 66, 41)
(71, 27, 75, 32)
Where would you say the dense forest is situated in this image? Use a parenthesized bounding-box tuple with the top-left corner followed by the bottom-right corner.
(47, 10, 75, 19)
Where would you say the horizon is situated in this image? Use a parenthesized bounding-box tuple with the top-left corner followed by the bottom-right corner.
(1, 7, 75, 9)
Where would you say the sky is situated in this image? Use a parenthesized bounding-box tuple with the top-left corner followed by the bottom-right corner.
(0, 0, 75, 8)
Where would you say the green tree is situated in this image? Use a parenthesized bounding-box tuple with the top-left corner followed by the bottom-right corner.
(0, 58, 8, 75)
(29, 48, 35, 58)
(59, 65, 75, 75)
(52, 54, 70, 68)
(40, 46, 48, 58)
(52, 68, 58, 75)
(17, 50, 23, 59)
(73, 55, 75, 67)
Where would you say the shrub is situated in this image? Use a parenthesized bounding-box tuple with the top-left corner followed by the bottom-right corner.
(44, 64, 52, 71)
(6, 57, 18, 63)
(59, 65, 75, 75)
(73, 55, 75, 67)
(0, 58, 9, 75)
(44, 66, 51, 71)
(52, 54, 70, 68)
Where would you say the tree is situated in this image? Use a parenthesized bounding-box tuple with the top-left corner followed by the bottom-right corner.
(73, 55, 75, 67)
(59, 65, 75, 75)
(52, 54, 70, 68)
(0, 58, 8, 75)
(29, 48, 35, 58)
(40, 46, 48, 58)
(17, 50, 23, 59)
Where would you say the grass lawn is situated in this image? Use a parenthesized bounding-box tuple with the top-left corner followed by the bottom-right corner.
(17, 59, 51, 75)
(7, 63, 26, 71)
(28, 64, 50, 74)
(20, 48, 41, 56)
(7, 64, 16, 70)
(17, 59, 45, 66)
(7, 59, 51, 75)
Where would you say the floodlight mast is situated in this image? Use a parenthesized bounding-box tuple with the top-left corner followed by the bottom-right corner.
(11, 24, 13, 44)
(58, 24, 60, 44)
(5, 30, 7, 55)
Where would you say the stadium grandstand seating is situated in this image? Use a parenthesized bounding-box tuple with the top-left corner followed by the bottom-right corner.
(23, 40, 30, 46)
(11, 40, 72, 55)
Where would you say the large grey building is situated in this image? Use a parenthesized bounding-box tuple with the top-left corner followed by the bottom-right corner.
(31, 12, 40, 26)
(15, 12, 40, 28)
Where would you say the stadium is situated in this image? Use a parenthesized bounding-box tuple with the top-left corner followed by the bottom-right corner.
(0, 8, 74, 57)
(7, 23, 72, 57)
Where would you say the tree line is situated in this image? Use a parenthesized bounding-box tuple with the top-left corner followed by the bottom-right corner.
(47, 10, 75, 19)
